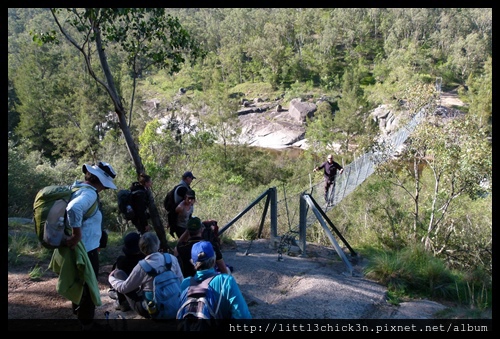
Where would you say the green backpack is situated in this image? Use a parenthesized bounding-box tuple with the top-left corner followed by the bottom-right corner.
(33, 185, 98, 249)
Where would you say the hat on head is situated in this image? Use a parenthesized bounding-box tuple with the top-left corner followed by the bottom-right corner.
(82, 161, 117, 189)
(186, 189, 196, 199)
(187, 216, 202, 232)
(191, 241, 215, 263)
(182, 171, 196, 179)
(122, 232, 141, 256)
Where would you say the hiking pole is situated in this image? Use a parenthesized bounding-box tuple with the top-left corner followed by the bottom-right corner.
(244, 239, 253, 256)
(190, 178, 202, 188)
(244, 193, 270, 256)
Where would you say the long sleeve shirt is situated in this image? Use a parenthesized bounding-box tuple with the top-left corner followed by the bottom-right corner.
(317, 160, 343, 180)
(109, 252, 183, 295)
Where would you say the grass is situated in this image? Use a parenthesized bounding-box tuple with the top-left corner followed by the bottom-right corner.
(362, 244, 492, 318)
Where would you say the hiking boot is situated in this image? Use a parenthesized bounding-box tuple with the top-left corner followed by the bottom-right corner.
(116, 300, 131, 312)
(108, 288, 118, 300)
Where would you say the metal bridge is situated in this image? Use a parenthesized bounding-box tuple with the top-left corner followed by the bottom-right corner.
(219, 105, 428, 274)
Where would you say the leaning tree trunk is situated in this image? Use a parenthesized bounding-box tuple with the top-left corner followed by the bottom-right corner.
(94, 26, 171, 252)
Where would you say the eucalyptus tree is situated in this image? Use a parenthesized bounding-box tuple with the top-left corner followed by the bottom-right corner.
(34, 8, 204, 251)
(408, 106, 491, 257)
(466, 56, 491, 132)
(333, 63, 374, 154)
(305, 100, 336, 154)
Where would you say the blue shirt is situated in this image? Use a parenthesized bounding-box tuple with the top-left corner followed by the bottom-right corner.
(66, 181, 101, 252)
(180, 268, 252, 319)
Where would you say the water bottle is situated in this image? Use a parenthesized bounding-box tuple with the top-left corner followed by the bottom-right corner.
(45, 216, 66, 247)
(57, 217, 65, 229)
(147, 300, 158, 316)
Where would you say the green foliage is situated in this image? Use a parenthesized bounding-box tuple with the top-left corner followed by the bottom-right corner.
(305, 100, 336, 154)
(466, 56, 492, 133)
(8, 221, 52, 266)
(363, 244, 488, 306)
(8, 140, 53, 217)
(28, 264, 44, 280)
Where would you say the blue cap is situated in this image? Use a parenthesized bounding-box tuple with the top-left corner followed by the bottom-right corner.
(191, 241, 215, 263)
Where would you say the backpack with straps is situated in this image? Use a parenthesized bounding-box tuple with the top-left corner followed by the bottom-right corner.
(117, 189, 135, 220)
(139, 253, 181, 319)
(163, 184, 184, 229)
(202, 220, 220, 247)
(33, 185, 98, 249)
(176, 275, 225, 330)
(117, 186, 148, 221)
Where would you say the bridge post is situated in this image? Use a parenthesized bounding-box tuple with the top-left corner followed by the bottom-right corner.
(298, 193, 307, 256)
(269, 187, 279, 249)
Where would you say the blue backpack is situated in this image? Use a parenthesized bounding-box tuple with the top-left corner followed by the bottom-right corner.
(176, 274, 226, 330)
(139, 253, 181, 319)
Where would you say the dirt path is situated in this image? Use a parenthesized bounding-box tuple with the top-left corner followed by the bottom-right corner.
(8, 239, 448, 328)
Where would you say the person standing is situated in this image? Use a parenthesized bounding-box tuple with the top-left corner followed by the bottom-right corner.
(313, 154, 344, 202)
(166, 171, 196, 238)
(173, 189, 196, 238)
(129, 173, 152, 234)
(52, 161, 117, 331)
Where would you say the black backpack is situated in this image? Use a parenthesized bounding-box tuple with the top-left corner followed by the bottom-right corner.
(117, 189, 134, 220)
(202, 220, 220, 247)
(118, 186, 148, 221)
(163, 184, 184, 226)
(176, 275, 225, 331)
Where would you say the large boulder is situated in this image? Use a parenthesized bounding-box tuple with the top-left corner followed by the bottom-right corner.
(288, 98, 317, 124)
(370, 104, 400, 136)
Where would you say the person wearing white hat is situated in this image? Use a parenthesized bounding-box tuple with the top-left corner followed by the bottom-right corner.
(65, 161, 117, 330)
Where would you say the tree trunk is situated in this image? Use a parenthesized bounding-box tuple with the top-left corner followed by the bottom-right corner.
(94, 26, 171, 252)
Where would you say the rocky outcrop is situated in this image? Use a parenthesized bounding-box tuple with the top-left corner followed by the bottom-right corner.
(370, 104, 400, 136)
(146, 90, 465, 151)
(236, 98, 316, 149)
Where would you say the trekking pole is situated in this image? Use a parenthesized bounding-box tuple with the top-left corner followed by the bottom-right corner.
(190, 179, 202, 188)
(243, 239, 253, 256)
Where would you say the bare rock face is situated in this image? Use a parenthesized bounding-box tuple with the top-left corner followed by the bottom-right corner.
(287, 98, 317, 124)
(149, 91, 465, 151)
(237, 98, 315, 149)
(370, 104, 400, 136)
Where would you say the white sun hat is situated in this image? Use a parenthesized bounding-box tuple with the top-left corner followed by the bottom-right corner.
(82, 161, 117, 189)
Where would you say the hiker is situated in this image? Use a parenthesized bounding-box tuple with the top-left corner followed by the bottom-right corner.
(51, 161, 117, 331)
(173, 189, 196, 238)
(108, 232, 183, 319)
(313, 154, 344, 202)
(108, 232, 145, 312)
(166, 171, 196, 238)
(174, 216, 229, 278)
(180, 241, 251, 319)
(129, 173, 152, 234)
